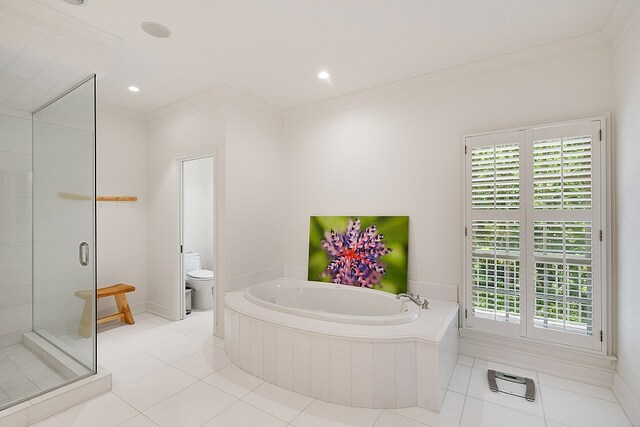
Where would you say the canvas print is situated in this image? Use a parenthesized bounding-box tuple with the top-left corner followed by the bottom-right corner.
(308, 216, 409, 294)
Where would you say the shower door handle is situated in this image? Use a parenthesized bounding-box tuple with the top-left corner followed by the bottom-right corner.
(79, 242, 89, 266)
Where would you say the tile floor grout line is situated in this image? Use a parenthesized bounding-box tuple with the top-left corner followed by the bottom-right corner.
(463, 361, 473, 395)
(370, 408, 384, 427)
(112, 363, 199, 412)
(211, 396, 291, 426)
(286, 396, 316, 426)
(141, 334, 208, 357)
(205, 371, 263, 399)
(384, 408, 429, 427)
(109, 390, 147, 425)
(535, 369, 550, 426)
(462, 394, 547, 423)
(457, 394, 467, 427)
(537, 381, 620, 404)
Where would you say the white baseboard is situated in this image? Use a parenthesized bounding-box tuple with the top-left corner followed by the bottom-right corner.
(147, 302, 172, 320)
(460, 329, 616, 387)
(226, 266, 284, 292)
(613, 371, 640, 426)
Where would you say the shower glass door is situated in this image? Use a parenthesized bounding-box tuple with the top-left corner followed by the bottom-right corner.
(32, 76, 96, 371)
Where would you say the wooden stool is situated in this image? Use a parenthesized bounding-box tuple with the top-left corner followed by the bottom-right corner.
(75, 284, 136, 338)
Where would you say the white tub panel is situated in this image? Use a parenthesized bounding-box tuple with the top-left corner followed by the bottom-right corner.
(437, 315, 459, 406)
(330, 339, 352, 406)
(250, 321, 264, 378)
(309, 336, 331, 401)
(351, 342, 374, 408)
(276, 329, 293, 390)
(238, 316, 251, 370)
(416, 341, 439, 411)
(396, 342, 417, 407)
(225, 281, 459, 411)
(292, 332, 310, 395)
(373, 343, 396, 408)
(263, 324, 278, 384)
(224, 310, 240, 364)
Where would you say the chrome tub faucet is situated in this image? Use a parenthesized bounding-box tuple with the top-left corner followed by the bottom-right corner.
(396, 292, 429, 309)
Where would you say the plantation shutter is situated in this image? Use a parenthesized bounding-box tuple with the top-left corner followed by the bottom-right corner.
(526, 121, 602, 350)
(465, 119, 604, 351)
(465, 130, 526, 337)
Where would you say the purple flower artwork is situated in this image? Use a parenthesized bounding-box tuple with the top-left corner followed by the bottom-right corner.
(308, 216, 409, 294)
(320, 218, 391, 288)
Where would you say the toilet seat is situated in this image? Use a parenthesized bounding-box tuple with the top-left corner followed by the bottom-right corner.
(186, 269, 213, 281)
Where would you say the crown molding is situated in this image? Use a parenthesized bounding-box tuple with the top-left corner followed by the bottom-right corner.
(145, 86, 229, 124)
(0, 106, 31, 120)
(97, 102, 146, 122)
(609, 0, 640, 50)
(145, 85, 282, 124)
(283, 32, 612, 123)
(0, 0, 121, 73)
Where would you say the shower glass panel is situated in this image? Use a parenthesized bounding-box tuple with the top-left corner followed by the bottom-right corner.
(32, 77, 97, 370)
(0, 75, 96, 412)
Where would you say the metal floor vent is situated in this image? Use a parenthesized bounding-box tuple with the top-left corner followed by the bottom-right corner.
(487, 369, 536, 402)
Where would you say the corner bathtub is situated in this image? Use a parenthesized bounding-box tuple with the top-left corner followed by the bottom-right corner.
(224, 279, 459, 412)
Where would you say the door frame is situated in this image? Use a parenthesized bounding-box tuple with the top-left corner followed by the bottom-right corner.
(176, 151, 217, 321)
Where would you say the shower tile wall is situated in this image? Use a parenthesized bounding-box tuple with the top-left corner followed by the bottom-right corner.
(0, 113, 33, 348)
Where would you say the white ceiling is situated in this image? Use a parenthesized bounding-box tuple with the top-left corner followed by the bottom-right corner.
(0, 41, 89, 113)
(2, 0, 625, 113)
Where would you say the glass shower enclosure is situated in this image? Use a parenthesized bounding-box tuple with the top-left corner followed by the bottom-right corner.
(0, 76, 96, 411)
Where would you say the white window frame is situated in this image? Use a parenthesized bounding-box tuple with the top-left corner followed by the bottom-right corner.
(462, 115, 610, 355)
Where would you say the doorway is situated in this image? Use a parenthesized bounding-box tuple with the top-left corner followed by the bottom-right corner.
(180, 156, 215, 320)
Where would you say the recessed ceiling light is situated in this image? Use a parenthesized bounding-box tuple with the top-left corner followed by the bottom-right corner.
(318, 71, 330, 80)
(63, 0, 85, 4)
(141, 22, 172, 38)
(128, 86, 140, 93)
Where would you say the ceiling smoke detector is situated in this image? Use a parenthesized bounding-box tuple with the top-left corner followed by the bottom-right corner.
(141, 22, 172, 38)
(63, 0, 85, 4)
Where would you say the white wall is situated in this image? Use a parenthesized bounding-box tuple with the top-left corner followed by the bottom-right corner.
(612, 13, 640, 422)
(283, 52, 614, 299)
(146, 99, 283, 328)
(96, 107, 148, 315)
(183, 156, 215, 271)
(0, 112, 32, 347)
(224, 105, 284, 290)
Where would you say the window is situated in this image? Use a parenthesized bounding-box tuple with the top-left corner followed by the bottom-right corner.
(464, 119, 606, 351)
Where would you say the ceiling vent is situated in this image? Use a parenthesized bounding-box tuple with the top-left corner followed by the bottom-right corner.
(141, 22, 172, 38)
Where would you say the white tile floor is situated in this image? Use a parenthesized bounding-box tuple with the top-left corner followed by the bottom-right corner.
(0, 344, 65, 409)
(28, 311, 632, 427)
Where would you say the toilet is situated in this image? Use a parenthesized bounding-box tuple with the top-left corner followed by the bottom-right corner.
(184, 252, 214, 310)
